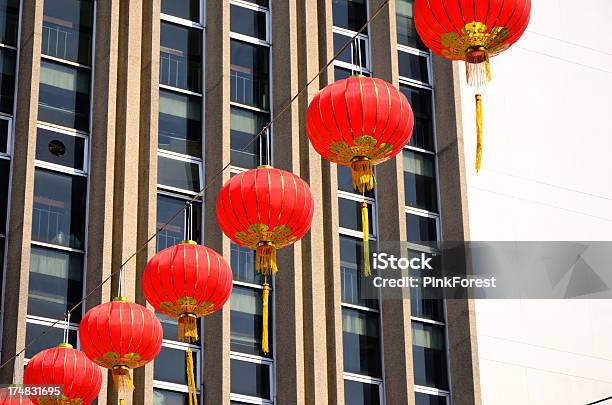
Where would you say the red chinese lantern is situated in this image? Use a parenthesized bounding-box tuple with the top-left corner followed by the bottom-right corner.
(23, 344, 102, 405)
(414, 0, 531, 171)
(142, 241, 233, 404)
(0, 388, 33, 404)
(216, 166, 314, 353)
(306, 75, 414, 274)
(79, 299, 162, 405)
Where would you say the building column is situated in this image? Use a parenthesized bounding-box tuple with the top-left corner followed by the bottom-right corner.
(0, 0, 43, 384)
(296, 1, 329, 405)
(316, 1, 345, 403)
(369, 1, 416, 404)
(85, 0, 121, 401)
(202, 1, 232, 404)
(109, 0, 144, 403)
(432, 58, 482, 405)
(270, 1, 306, 404)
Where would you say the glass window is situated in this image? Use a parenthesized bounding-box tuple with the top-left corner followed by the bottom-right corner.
(338, 198, 373, 234)
(0, 118, 9, 154)
(160, 22, 202, 93)
(332, 0, 367, 32)
(333, 33, 367, 69)
(156, 194, 201, 251)
(230, 285, 271, 357)
(25, 322, 77, 359)
(231, 243, 264, 285)
(340, 236, 377, 309)
(239, 0, 268, 7)
(36, 128, 86, 171)
(398, 51, 429, 84)
(230, 107, 268, 169)
(404, 150, 437, 212)
(159, 89, 202, 157)
(38, 60, 91, 131)
(157, 156, 201, 192)
(344, 380, 381, 405)
(0, 158, 9, 232)
(230, 40, 269, 110)
(42, 0, 94, 65)
(157, 312, 201, 344)
(230, 5, 267, 41)
(400, 85, 434, 151)
(0, 48, 16, 114)
(154, 346, 198, 386)
(0, 0, 20, 47)
(342, 308, 381, 377)
(230, 359, 271, 399)
(416, 392, 447, 405)
(406, 213, 437, 246)
(153, 389, 188, 405)
(337, 165, 374, 198)
(27, 246, 83, 321)
(32, 169, 87, 249)
(161, 0, 199, 22)
(396, 0, 427, 50)
(412, 322, 449, 389)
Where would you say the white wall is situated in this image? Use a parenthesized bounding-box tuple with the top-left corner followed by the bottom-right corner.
(454, 1, 612, 404)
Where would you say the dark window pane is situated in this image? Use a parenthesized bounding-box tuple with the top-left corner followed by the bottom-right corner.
(230, 107, 268, 169)
(342, 308, 381, 377)
(337, 165, 374, 198)
(231, 243, 264, 285)
(0, 158, 9, 232)
(154, 346, 198, 385)
(412, 322, 449, 389)
(38, 60, 90, 131)
(416, 392, 447, 405)
(333, 32, 367, 68)
(404, 150, 437, 212)
(160, 22, 202, 93)
(157, 156, 200, 192)
(230, 285, 271, 357)
(0, 0, 20, 46)
(344, 380, 380, 405)
(340, 236, 377, 309)
(230, 40, 269, 110)
(42, 0, 94, 65)
(230, 359, 270, 399)
(161, 0, 199, 22)
(408, 250, 445, 322)
(239, 0, 268, 7)
(0, 237, 4, 291)
(400, 85, 434, 151)
(230, 5, 267, 40)
(156, 194, 201, 251)
(28, 246, 83, 321)
(32, 169, 87, 249)
(396, 0, 427, 50)
(0, 48, 16, 114)
(153, 389, 188, 405)
(338, 198, 373, 234)
(158, 89, 202, 157)
(332, 0, 367, 32)
(0, 118, 9, 153)
(398, 51, 429, 84)
(406, 213, 437, 246)
(36, 128, 85, 170)
(156, 312, 200, 344)
(25, 322, 77, 359)
(334, 66, 352, 81)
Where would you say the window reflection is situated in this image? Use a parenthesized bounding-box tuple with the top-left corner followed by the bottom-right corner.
(332, 0, 367, 33)
(412, 322, 449, 389)
(153, 389, 188, 405)
(230, 359, 271, 399)
(42, 0, 94, 65)
(230, 286, 271, 357)
(342, 308, 381, 377)
(344, 379, 381, 405)
(36, 128, 86, 171)
(404, 150, 437, 212)
(0, 48, 16, 114)
(38, 60, 91, 131)
(32, 169, 87, 249)
(400, 85, 434, 151)
(159, 89, 202, 157)
(0, 0, 20, 47)
(161, 0, 199, 22)
(340, 236, 377, 309)
(396, 0, 427, 50)
(398, 51, 429, 84)
(230, 40, 269, 110)
(231, 243, 264, 285)
(28, 246, 83, 321)
(156, 194, 201, 251)
(230, 107, 268, 169)
(160, 22, 202, 93)
(157, 155, 201, 192)
(333, 32, 367, 69)
(406, 213, 437, 246)
(416, 392, 447, 405)
(338, 198, 373, 234)
(25, 322, 77, 359)
(230, 5, 267, 40)
(154, 346, 198, 386)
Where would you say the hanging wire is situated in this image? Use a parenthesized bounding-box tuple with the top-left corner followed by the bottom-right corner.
(0, 0, 392, 372)
(62, 311, 71, 345)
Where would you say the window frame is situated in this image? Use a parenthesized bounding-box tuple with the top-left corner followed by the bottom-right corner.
(229, 351, 275, 405)
(34, 123, 89, 176)
(344, 371, 384, 405)
(24, 315, 79, 361)
(331, 27, 371, 74)
(153, 338, 202, 394)
(156, 150, 204, 196)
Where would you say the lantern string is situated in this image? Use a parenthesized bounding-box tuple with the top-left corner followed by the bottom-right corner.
(0, 0, 392, 372)
(63, 311, 71, 345)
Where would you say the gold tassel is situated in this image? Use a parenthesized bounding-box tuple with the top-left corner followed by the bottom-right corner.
(186, 349, 198, 405)
(361, 201, 371, 277)
(262, 282, 270, 354)
(112, 366, 135, 403)
(475, 94, 483, 173)
(465, 46, 491, 88)
(256, 242, 277, 276)
(351, 157, 374, 194)
(178, 314, 198, 344)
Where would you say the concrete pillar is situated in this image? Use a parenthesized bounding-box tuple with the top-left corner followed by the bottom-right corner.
(202, 1, 232, 404)
(270, 1, 306, 404)
(0, 0, 43, 384)
(433, 57, 482, 405)
(368, 1, 416, 404)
